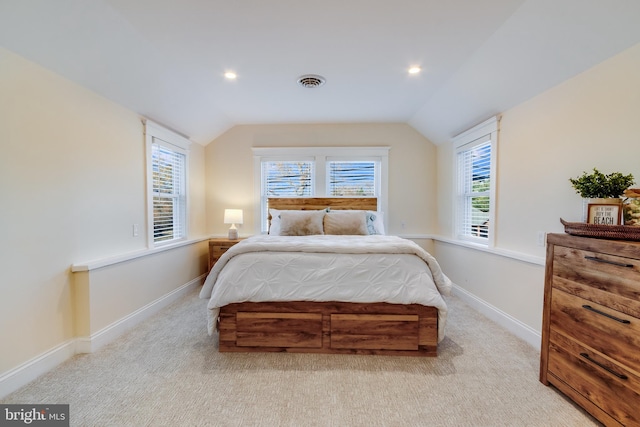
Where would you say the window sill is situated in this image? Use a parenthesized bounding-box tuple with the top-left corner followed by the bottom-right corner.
(71, 236, 210, 272)
(429, 235, 545, 266)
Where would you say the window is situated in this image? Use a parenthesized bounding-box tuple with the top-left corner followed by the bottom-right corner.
(260, 160, 314, 230)
(152, 144, 186, 242)
(145, 120, 190, 246)
(453, 117, 498, 245)
(253, 147, 389, 232)
(328, 161, 377, 197)
(263, 161, 314, 198)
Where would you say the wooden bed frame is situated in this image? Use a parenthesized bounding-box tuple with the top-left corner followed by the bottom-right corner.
(217, 197, 439, 357)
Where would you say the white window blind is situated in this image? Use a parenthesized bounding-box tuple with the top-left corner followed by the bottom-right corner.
(328, 161, 377, 196)
(144, 119, 190, 247)
(453, 116, 498, 245)
(260, 160, 314, 231)
(152, 141, 186, 243)
(262, 161, 314, 197)
(457, 139, 491, 239)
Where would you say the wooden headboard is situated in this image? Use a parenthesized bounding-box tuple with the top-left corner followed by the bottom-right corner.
(268, 197, 378, 212)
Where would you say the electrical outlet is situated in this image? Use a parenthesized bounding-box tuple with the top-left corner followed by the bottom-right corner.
(401, 221, 405, 230)
(537, 231, 546, 247)
(133, 224, 139, 237)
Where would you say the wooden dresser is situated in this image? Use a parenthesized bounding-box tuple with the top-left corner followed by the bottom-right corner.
(540, 233, 640, 426)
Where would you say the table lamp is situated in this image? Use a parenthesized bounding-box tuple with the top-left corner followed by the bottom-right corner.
(224, 209, 243, 240)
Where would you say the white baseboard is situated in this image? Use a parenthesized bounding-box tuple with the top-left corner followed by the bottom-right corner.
(0, 340, 76, 400)
(76, 274, 205, 353)
(0, 274, 205, 399)
(451, 284, 541, 351)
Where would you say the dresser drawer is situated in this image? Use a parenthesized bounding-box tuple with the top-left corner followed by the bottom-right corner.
(548, 330, 640, 427)
(210, 243, 234, 253)
(552, 245, 640, 318)
(550, 288, 640, 374)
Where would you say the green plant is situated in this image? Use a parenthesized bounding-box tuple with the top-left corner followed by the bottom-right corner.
(569, 168, 635, 198)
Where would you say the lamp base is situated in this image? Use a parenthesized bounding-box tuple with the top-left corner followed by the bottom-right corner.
(228, 228, 238, 240)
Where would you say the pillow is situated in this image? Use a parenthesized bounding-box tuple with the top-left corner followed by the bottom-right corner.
(279, 210, 325, 236)
(324, 211, 368, 235)
(366, 211, 385, 235)
(268, 208, 282, 235)
(269, 208, 329, 235)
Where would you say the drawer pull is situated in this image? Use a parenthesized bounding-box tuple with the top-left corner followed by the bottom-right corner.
(579, 353, 628, 380)
(584, 255, 634, 268)
(582, 305, 631, 324)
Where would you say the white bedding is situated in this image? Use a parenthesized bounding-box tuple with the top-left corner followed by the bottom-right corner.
(199, 235, 452, 341)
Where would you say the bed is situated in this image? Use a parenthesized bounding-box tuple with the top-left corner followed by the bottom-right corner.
(199, 197, 451, 357)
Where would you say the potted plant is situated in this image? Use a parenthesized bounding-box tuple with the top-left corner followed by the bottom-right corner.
(569, 168, 635, 199)
(569, 168, 635, 223)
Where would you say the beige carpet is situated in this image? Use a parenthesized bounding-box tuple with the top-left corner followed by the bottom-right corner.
(2, 287, 600, 427)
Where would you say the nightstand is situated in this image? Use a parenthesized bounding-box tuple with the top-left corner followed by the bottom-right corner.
(208, 238, 245, 272)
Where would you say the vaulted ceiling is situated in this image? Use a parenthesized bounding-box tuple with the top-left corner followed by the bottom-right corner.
(1, 0, 639, 145)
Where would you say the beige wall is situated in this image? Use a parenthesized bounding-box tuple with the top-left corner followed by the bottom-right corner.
(0, 47, 208, 374)
(73, 242, 208, 338)
(434, 42, 640, 337)
(204, 123, 437, 237)
(4, 32, 640, 385)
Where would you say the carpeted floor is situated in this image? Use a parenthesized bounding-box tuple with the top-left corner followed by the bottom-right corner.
(2, 287, 600, 426)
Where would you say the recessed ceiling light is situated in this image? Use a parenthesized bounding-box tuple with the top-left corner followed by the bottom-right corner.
(408, 66, 421, 75)
(224, 71, 237, 80)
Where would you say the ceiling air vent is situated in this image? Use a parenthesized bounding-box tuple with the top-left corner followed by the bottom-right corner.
(297, 74, 326, 88)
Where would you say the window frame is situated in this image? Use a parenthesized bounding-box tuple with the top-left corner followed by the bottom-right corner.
(253, 147, 389, 233)
(453, 117, 498, 246)
(144, 120, 191, 247)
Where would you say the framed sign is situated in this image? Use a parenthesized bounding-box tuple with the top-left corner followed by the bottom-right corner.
(587, 203, 621, 225)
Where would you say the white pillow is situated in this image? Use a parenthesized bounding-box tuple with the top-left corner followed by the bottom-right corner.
(268, 208, 282, 235)
(366, 211, 385, 235)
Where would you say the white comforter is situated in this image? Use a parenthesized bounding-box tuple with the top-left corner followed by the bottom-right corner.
(200, 235, 452, 341)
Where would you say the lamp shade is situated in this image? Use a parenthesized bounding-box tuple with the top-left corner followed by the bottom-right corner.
(224, 209, 243, 225)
